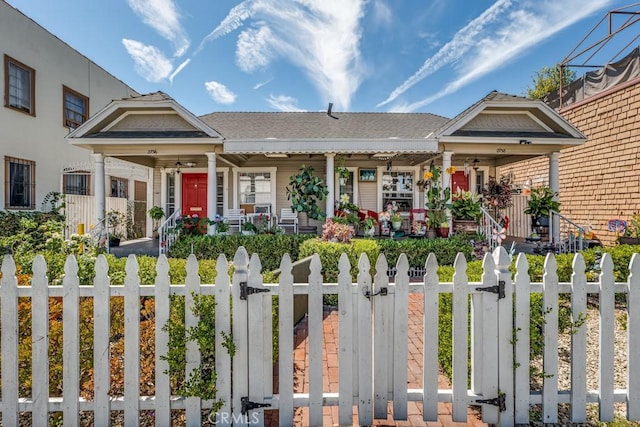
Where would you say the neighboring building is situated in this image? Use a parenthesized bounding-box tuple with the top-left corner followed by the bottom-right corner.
(499, 47, 640, 246)
(0, 1, 147, 235)
(67, 91, 585, 243)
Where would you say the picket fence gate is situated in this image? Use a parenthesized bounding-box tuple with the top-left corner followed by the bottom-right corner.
(1, 247, 640, 426)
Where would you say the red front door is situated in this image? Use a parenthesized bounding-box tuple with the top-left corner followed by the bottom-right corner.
(451, 171, 470, 192)
(182, 173, 208, 218)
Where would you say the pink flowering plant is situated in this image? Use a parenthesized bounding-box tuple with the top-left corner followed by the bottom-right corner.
(322, 218, 355, 243)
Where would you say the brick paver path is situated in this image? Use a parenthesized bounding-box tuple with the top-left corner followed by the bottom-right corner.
(266, 294, 488, 427)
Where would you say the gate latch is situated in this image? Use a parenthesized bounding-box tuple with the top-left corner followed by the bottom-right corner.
(363, 286, 388, 300)
(475, 280, 505, 299)
(476, 393, 506, 412)
(241, 396, 270, 415)
(240, 281, 270, 300)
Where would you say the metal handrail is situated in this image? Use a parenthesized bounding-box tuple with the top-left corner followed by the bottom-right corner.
(158, 208, 182, 255)
(480, 207, 504, 251)
(552, 211, 586, 253)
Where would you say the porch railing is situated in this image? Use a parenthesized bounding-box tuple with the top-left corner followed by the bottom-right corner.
(552, 211, 585, 253)
(480, 207, 503, 252)
(158, 208, 181, 255)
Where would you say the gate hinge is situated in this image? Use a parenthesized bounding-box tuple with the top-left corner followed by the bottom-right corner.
(476, 392, 506, 412)
(240, 281, 270, 300)
(475, 280, 505, 299)
(241, 396, 270, 415)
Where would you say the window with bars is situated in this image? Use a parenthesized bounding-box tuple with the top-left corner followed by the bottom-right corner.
(238, 172, 271, 204)
(4, 55, 35, 116)
(110, 177, 128, 198)
(63, 172, 91, 195)
(63, 86, 88, 128)
(5, 156, 35, 209)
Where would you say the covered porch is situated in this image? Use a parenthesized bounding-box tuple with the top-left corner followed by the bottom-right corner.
(66, 91, 586, 247)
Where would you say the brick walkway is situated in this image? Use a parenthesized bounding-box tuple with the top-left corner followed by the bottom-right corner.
(266, 294, 488, 427)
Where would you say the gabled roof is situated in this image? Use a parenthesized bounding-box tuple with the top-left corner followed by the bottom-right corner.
(437, 90, 586, 142)
(67, 91, 222, 142)
(199, 111, 449, 140)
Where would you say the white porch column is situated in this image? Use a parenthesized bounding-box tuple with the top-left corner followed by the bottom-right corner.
(442, 151, 453, 232)
(206, 152, 217, 235)
(175, 169, 182, 216)
(92, 153, 106, 232)
(549, 152, 560, 245)
(160, 168, 167, 214)
(325, 153, 335, 219)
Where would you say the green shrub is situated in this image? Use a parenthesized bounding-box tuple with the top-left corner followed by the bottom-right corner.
(298, 238, 380, 282)
(168, 234, 315, 271)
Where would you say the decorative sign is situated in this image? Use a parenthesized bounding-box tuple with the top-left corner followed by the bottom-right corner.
(359, 168, 376, 182)
(607, 219, 626, 232)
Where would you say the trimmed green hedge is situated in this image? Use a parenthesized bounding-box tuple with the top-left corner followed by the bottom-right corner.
(168, 234, 316, 271)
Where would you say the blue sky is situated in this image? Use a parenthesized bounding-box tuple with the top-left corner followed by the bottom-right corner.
(6, 0, 638, 118)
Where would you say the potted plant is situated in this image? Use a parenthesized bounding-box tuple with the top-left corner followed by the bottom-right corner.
(286, 165, 329, 234)
(620, 213, 640, 245)
(451, 189, 481, 233)
(105, 209, 126, 246)
(148, 206, 165, 238)
(241, 221, 257, 236)
(362, 216, 378, 237)
(335, 155, 349, 186)
(523, 186, 560, 227)
(428, 209, 449, 238)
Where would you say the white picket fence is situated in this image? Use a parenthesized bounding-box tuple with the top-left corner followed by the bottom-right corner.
(1, 247, 640, 426)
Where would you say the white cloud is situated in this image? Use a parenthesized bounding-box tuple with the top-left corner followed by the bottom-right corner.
(266, 94, 305, 112)
(122, 39, 174, 83)
(127, 0, 190, 57)
(169, 59, 190, 84)
(253, 78, 273, 90)
(380, 0, 614, 111)
(199, 0, 367, 111)
(205, 81, 237, 105)
(236, 25, 274, 72)
(372, 0, 392, 28)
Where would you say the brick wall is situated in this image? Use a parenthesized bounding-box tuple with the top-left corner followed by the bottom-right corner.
(499, 79, 640, 246)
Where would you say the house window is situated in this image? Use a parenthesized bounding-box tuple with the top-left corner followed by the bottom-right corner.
(239, 172, 271, 204)
(110, 177, 128, 198)
(63, 86, 88, 128)
(5, 156, 35, 209)
(63, 172, 91, 195)
(4, 55, 35, 116)
(165, 173, 175, 216)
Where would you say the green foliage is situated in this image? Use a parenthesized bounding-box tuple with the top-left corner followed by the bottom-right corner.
(525, 65, 577, 99)
(41, 191, 66, 216)
(168, 234, 315, 271)
(286, 164, 329, 221)
(451, 189, 481, 221)
(524, 186, 560, 217)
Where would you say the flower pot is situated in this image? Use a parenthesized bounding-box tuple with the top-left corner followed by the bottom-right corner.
(426, 229, 437, 239)
(436, 227, 449, 238)
(392, 221, 402, 230)
(533, 215, 549, 227)
(453, 219, 478, 234)
(109, 237, 121, 247)
(619, 236, 640, 245)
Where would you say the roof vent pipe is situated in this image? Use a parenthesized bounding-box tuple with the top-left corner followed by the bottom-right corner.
(327, 102, 333, 116)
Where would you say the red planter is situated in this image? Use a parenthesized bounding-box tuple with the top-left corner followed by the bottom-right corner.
(436, 227, 450, 238)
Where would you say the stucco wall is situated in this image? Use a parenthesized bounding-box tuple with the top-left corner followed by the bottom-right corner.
(0, 1, 137, 210)
(499, 79, 640, 246)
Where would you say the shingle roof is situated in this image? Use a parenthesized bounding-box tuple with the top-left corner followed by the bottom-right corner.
(85, 130, 209, 139)
(198, 111, 449, 140)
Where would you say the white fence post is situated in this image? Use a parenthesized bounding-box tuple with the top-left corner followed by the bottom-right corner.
(599, 253, 616, 421)
(570, 254, 588, 423)
(513, 253, 531, 425)
(337, 253, 354, 425)
(451, 253, 469, 422)
(308, 254, 324, 426)
(278, 254, 294, 427)
(63, 255, 80, 427)
(542, 253, 559, 424)
(216, 253, 233, 426)
(357, 253, 373, 425)
(154, 255, 171, 426)
(94, 255, 112, 424)
(373, 254, 391, 419)
(184, 254, 202, 426)
(392, 254, 409, 420)
(628, 254, 640, 419)
(124, 255, 141, 427)
(478, 252, 498, 425)
(232, 248, 250, 426)
(422, 253, 439, 421)
(495, 246, 514, 427)
(31, 255, 49, 425)
(1, 255, 19, 426)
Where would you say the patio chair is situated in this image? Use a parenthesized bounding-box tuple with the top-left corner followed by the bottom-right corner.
(226, 208, 246, 233)
(277, 208, 298, 234)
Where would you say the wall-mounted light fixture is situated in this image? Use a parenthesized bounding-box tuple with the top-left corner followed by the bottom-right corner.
(519, 139, 532, 144)
(472, 158, 479, 172)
